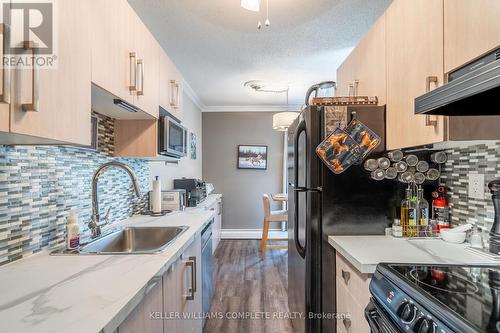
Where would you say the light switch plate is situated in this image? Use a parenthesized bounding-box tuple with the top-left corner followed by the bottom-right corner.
(468, 174, 485, 200)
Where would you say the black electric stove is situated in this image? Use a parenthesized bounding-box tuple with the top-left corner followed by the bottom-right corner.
(366, 263, 500, 333)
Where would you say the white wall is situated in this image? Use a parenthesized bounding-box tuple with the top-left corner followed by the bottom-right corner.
(149, 93, 202, 189)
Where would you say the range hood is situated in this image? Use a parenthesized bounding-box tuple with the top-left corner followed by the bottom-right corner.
(415, 47, 500, 116)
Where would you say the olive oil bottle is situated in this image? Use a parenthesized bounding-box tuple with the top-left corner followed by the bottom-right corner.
(401, 188, 417, 237)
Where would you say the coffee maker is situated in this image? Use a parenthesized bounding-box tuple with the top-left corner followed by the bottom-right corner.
(173, 178, 207, 207)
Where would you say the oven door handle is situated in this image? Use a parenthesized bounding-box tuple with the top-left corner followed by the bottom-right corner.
(365, 299, 401, 333)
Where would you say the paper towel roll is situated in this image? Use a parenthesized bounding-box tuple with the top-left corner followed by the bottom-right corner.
(152, 176, 162, 213)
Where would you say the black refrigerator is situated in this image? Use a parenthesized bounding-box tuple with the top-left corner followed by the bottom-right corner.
(287, 105, 398, 333)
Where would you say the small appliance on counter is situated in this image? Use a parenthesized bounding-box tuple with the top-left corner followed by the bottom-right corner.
(174, 178, 207, 207)
(367, 263, 500, 333)
(148, 189, 186, 212)
(205, 183, 215, 196)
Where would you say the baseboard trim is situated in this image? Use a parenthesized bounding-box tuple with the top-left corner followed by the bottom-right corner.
(221, 229, 288, 240)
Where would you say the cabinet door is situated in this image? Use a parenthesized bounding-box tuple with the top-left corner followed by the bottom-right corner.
(133, 19, 160, 118)
(163, 260, 182, 333)
(118, 279, 163, 333)
(181, 236, 202, 333)
(444, 0, 500, 73)
(10, 0, 91, 145)
(386, 0, 445, 149)
(0, 0, 9, 133)
(91, 0, 135, 104)
(350, 15, 386, 104)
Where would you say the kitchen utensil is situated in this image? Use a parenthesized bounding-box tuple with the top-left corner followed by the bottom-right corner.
(316, 128, 362, 174)
(489, 180, 500, 254)
(377, 157, 391, 169)
(387, 150, 404, 162)
(426, 168, 440, 181)
(394, 161, 408, 173)
(364, 159, 379, 172)
(371, 169, 386, 181)
(414, 172, 426, 185)
(441, 229, 467, 244)
(385, 167, 398, 180)
(399, 172, 414, 183)
(345, 117, 381, 161)
(430, 151, 448, 164)
(416, 161, 430, 173)
(405, 154, 419, 167)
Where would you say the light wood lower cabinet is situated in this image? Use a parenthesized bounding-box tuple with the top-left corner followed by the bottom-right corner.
(118, 279, 163, 333)
(385, 0, 445, 150)
(336, 253, 371, 333)
(118, 235, 203, 333)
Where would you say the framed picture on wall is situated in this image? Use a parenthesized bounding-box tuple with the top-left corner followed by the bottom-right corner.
(190, 132, 197, 159)
(237, 145, 268, 170)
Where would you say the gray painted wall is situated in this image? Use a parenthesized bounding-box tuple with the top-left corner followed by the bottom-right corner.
(202, 112, 283, 230)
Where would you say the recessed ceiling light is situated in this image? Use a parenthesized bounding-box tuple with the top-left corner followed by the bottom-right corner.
(241, 0, 260, 12)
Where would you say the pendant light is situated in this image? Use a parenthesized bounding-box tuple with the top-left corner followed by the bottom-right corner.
(241, 0, 260, 12)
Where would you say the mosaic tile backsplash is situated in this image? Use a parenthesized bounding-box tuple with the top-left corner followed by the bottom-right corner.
(440, 141, 500, 232)
(0, 113, 149, 265)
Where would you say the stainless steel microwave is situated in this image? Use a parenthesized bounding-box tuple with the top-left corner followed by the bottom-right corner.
(158, 115, 187, 158)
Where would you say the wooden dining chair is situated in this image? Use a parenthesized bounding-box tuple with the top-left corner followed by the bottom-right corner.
(261, 194, 288, 259)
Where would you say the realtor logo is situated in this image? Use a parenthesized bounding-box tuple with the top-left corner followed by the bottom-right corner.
(2, 0, 56, 68)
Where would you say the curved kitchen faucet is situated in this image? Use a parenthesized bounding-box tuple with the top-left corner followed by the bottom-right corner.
(89, 161, 142, 238)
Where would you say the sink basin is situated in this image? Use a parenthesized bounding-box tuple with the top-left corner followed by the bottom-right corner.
(78, 226, 188, 254)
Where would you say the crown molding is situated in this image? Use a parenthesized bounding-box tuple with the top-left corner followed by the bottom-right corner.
(182, 78, 206, 111)
(202, 104, 303, 113)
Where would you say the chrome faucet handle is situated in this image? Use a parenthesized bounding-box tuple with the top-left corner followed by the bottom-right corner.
(101, 207, 111, 226)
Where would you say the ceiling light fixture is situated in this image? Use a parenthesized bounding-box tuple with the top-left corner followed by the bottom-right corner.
(244, 80, 289, 94)
(241, 0, 260, 12)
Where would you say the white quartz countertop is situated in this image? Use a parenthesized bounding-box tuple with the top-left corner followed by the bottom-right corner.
(328, 235, 499, 274)
(0, 194, 222, 333)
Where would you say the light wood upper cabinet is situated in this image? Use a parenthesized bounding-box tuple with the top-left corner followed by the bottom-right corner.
(91, 0, 135, 105)
(9, 0, 91, 145)
(385, 0, 445, 150)
(444, 0, 500, 73)
(133, 19, 160, 118)
(159, 50, 183, 120)
(0, 1, 10, 134)
(336, 14, 386, 104)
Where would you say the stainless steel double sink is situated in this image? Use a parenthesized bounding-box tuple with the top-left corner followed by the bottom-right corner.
(54, 226, 188, 255)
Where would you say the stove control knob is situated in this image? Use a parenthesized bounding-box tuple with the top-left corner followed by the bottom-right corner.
(415, 318, 435, 333)
(398, 303, 417, 323)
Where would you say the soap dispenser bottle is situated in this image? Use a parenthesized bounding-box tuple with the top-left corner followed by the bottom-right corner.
(66, 208, 80, 250)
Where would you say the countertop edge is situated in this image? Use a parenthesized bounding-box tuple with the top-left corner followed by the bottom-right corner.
(100, 213, 214, 333)
(327, 236, 376, 274)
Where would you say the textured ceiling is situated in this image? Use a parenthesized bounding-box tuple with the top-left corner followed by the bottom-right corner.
(127, 0, 392, 110)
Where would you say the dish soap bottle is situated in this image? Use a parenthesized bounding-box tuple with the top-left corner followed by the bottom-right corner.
(401, 187, 415, 237)
(66, 208, 80, 250)
(417, 187, 429, 236)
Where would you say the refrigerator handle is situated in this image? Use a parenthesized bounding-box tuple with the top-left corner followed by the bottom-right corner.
(293, 119, 307, 259)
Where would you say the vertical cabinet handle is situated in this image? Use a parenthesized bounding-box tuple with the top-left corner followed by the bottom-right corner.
(136, 59, 144, 96)
(169, 80, 176, 107)
(352, 79, 359, 97)
(425, 76, 439, 127)
(21, 41, 38, 112)
(0, 24, 10, 104)
(185, 256, 197, 300)
(347, 83, 353, 97)
(343, 318, 352, 330)
(341, 269, 350, 285)
(129, 52, 137, 92)
(174, 82, 180, 109)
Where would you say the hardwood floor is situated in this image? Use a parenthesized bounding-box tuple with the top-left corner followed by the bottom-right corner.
(204, 240, 294, 333)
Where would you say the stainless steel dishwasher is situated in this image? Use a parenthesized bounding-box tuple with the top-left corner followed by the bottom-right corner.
(201, 220, 213, 328)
